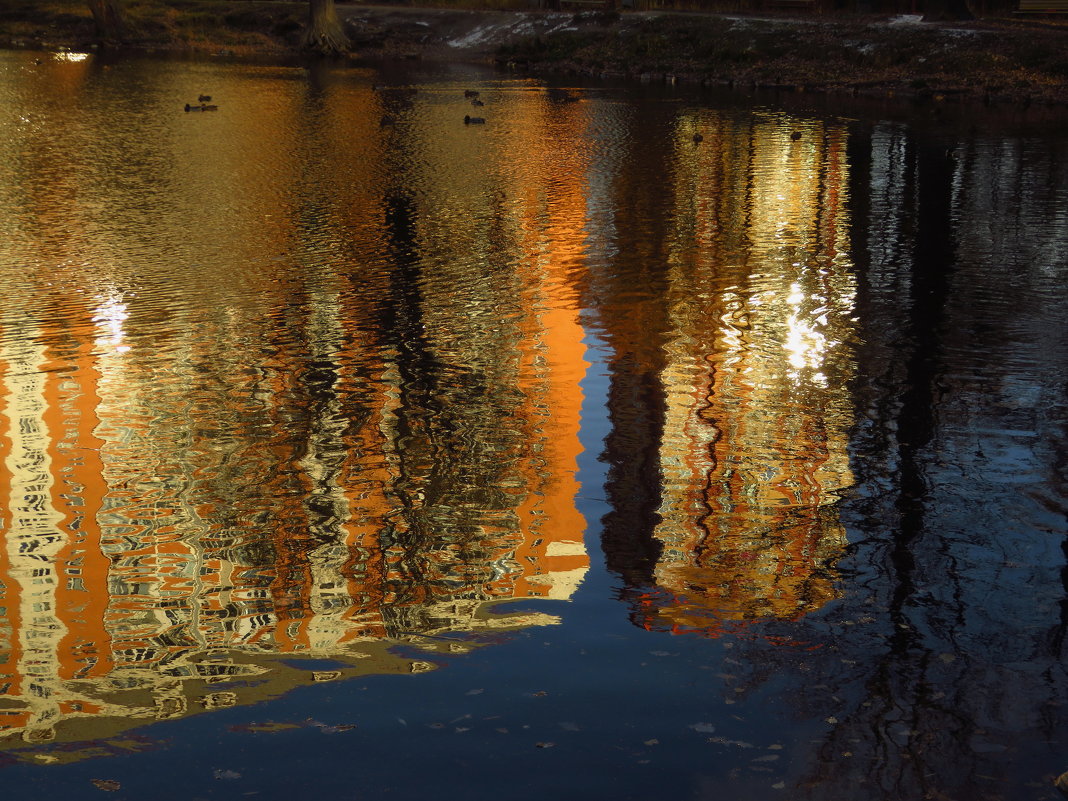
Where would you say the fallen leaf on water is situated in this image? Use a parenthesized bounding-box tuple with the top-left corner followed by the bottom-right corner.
(213, 769, 241, 780)
(230, 721, 300, 734)
(707, 736, 754, 748)
(466, 688, 484, 695)
(316, 724, 356, 734)
(535, 741, 555, 749)
(90, 779, 120, 792)
(689, 723, 716, 733)
(644, 739, 660, 746)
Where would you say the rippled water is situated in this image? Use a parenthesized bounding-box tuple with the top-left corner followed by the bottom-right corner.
(1, 49, 1067, 801)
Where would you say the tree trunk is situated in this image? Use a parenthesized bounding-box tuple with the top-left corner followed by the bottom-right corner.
(921, 0, 974, 21)
(87, 0, 124, 43)
(303, 0, 350, 56)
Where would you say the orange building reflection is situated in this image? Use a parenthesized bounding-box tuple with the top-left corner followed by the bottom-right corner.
(0, 71, 603, 750)
(639, 114, 857, 636)
(0, 264, 589, 749)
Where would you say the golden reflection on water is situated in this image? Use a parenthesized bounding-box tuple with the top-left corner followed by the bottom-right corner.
(0, 62, 595, 750)
(0, 55, 858, 750)
(648, 113, 856, 635)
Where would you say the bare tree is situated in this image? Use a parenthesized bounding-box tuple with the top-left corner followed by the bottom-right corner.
(87, 0, 124, 43)
(921, 0, 974, 21)
(303, 0, 350, 55)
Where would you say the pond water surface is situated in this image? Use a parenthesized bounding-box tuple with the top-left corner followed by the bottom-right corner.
(1, 49, 1067, 801)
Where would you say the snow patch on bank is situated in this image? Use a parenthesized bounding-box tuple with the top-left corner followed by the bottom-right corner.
(887, 14, 925, 25)
(446, 13, 584, 49)
(448, 22, 516, 48)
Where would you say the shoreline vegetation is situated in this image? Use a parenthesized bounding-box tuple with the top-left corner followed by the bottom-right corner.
(2, 1, 1067, 106)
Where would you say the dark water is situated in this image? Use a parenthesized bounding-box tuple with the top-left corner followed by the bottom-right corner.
(1, 48, 1067, 800)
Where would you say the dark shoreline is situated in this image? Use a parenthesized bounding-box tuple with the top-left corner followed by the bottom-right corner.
(3, 2, 1067, 108)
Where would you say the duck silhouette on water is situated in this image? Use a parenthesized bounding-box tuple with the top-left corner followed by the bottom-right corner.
(464, 114, 485, 124)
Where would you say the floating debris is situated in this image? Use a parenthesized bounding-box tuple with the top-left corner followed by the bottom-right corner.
(229, 721, 301, 734)
(309, 720, 357, 734)
(707, 736, 754, 748)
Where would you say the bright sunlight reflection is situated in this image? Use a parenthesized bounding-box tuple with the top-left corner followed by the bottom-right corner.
(93, 292, 129, 353)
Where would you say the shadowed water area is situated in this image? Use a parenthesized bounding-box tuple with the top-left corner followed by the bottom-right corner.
(1, 49, 1067, 800)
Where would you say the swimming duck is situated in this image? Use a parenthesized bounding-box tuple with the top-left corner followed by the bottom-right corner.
(464, 89, 480, 98)
(198, 94, 212, 102)
(464, 115, 485, 124)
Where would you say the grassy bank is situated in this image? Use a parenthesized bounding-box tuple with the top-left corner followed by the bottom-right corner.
(495, 11, 1068, 105)
(3, 0, 1067, 105)
(0, 0, 307, 54)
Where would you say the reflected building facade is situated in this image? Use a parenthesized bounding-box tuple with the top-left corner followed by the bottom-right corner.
(0, 281, 588, 746)
(590, 109, 857, 635)
(0, 76, 593, 746)
(3, 64, 860, 751)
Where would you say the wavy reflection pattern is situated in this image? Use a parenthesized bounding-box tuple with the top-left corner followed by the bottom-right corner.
(0, 64, 593, 747)
(2, 57, 859, 751)
(642, 113, 856, 635)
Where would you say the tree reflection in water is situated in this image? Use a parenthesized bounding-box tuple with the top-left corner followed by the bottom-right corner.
(0, 53, 1066, 799)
